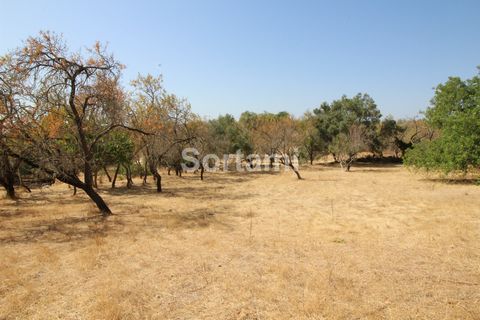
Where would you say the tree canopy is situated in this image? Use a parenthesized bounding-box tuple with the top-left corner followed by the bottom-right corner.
(404, 70, 480, 173)
(313, 93, 382, 170)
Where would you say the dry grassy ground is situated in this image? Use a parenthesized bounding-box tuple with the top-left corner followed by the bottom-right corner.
(1, 164, 479, 319)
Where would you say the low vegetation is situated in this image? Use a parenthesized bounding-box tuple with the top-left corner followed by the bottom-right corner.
(1, 165, 479, 319)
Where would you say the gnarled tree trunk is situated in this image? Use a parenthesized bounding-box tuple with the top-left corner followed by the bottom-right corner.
(147, 155, 162, 192)
(53, 173, 112, 216)
(83, 186, 112, 215)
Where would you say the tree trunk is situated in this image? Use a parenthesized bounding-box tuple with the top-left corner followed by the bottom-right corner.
(0, 151, 17, 199)
(125, 164, 133, 189)
(341, 157, 353, 172)
(8, 149, 112, 214)
(53, 172, 111, 215)
(148, 159, 162, 192)
(154, 172, 162, 192)
(288, 162, 302, 180)
(93, 170, 98, 188)
(103, 166, 112, 182)
(111, 163, 120, 188)
(1, 181, 16, 199)
(142, 161, 148, 185)
(83, 186, 112, 216)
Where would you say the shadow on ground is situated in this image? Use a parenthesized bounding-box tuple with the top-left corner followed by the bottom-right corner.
(0, 172, 252, 245)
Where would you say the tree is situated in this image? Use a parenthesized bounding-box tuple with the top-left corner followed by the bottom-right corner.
(329, 125, 365, 171)
(160, 94, 196, 177)
(0, 31, 134, 215)
(96, 131, 135, 188)
(404, 70, 480, 173)
(376, 116, 404, 157)
(187, 118, 215, 180)
(391, 118, 435, 158)
(314, 93, 382, 171)
(130, 74, 167, 192)
(0, 150, 20, 199)
(130, 74, 194, 191)
(0, 74, 20, 199)
(247, 112, 303, 179)
(299, 111, 325, 164)
(211, 114, 252, 155)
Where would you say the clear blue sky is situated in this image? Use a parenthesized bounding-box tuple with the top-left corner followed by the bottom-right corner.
(1, 0, 479, 119)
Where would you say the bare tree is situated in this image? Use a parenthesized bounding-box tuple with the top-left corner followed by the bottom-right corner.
(0, 31, 140, 215)
(249, 112, 303, 179)
(130, 74, 194, 192)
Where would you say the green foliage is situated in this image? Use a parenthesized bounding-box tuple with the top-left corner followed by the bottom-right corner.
(313, 93, 381, 143)
(313, 93, 382, 165)
(376, 116, 405, 155)
(95, 131, 135, 167)
(404, 70, 480, 173)
(210, 114, 253, 154)
(298, 111, 326, 163)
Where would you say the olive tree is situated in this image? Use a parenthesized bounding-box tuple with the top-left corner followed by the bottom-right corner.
(313, 93, 382, 171)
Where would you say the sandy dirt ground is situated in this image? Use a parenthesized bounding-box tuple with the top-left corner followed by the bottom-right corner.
(1, 163, 479, 319)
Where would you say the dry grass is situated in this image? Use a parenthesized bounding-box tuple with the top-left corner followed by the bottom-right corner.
(1, 163, 479, 319)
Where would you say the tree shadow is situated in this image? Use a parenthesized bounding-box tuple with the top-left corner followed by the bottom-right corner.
(0, 215, 109, 244)
(189, 170, 281, 182)
(114, 207, 234, 231)
(419, 178, 479, 186)
(102, 184, 156, 196)
(311, 161, 402, 173)
(0, 204, 235, 244)
(0, 173, 249, 244)
(347, 162, 403, 173)
(165, 186, 256, 201)
(0, 169, 297, 245)
(0, 192, 97, 219)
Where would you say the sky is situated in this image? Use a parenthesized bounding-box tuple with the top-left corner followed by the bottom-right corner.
(1, 0, 479, 119)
